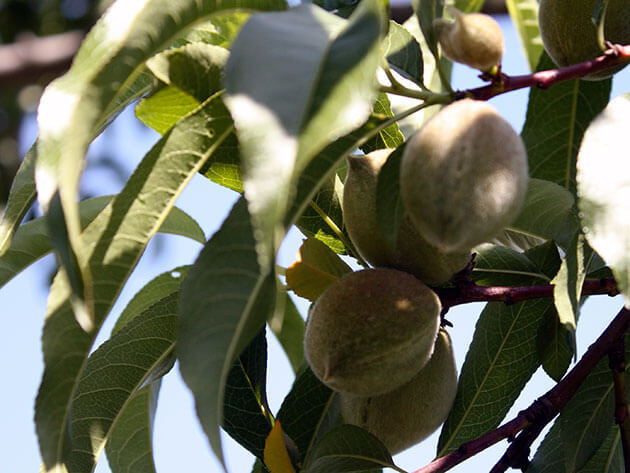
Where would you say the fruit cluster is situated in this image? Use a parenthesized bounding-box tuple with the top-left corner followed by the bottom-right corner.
(303, 95, 529, 453)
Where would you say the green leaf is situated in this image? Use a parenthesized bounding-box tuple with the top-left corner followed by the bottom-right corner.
(437, 292, 555, 455)
(276, 365, 337, 464)
(537, 304, 574, 382)
(520, 52, 612, 196)
(508, 178, 579, 251)
(579, 427, 624, 473)
(577, 93, 630, 307)
(454, 0, 484, 12)
(285, 237, 352, 302)
(505, 0, 544, 72)
(303, 425, 403, 473)
(267, 291, 306, 373)
(135, 87, 200, 135)
(224, 0, 386, 264)
(179, 11, 252, 48)
(375, 144, 405, 250)
(223, 328, 273, 461)
(412, 0, 443, 59)
(105, 382, 161, 473)
(35, 94, 234, 472)
(146, 42, 229, 102)
(177, 197, 276, 467)
(34, 0, 286, 321)
(473, 244, 552, 286)
(0, 196, 201, 291)
(359, 93, 405, 154)
(527, 421, 565, 473)
(66, 293, 178, 473)
(383, 21, 423, 84)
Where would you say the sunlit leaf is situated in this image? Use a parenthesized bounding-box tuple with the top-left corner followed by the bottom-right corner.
(135, 87, 200, 135)
(506, 0, 543, 72)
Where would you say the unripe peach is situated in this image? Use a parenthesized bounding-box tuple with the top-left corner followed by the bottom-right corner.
(303, 268, 441, 396)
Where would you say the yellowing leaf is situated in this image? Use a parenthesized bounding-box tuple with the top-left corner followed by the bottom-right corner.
(264, 421, 296, 473)
(285, 237, 352, 301)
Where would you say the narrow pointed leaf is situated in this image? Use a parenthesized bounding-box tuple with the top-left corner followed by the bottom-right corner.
(505, 0, 543, 72)
(264, 422, 297, 473)
(376, 144, 405, 249)
(520, 52, 611, 196)
(413, 0, 443, 59)
(285, 237, 352, 302)
(35, 0, 286, 319)
(178, 197, 276, 467)
(224, 0, 386, 264)
(437, 298, 553, 455)
(267, 292, 306, 373)
(35, 94, 233, 472)
(304, 425, 402, 473)
(537, 304, 573, 382)
(223, 328, 273, 461)
(576, 94, 630, 307)
(65, 293, 178, 473)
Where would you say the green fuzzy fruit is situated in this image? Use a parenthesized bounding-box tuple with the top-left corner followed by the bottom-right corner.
(539, 0, 630, 79)
(433, 7, 504, 72)
(304, 268, 441, 396)
(340, 329, 458, 454)
(343, 149, 471, 285)
(400, 99, 529, 253)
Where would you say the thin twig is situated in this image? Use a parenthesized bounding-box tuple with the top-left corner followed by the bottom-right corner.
(414, 307, 630, 473)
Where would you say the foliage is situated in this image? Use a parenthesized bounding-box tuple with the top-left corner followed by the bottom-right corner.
(1, 0, 629, 472)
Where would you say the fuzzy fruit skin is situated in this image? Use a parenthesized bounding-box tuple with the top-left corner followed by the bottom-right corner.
(400, 99, 528, 253)
(340, 329, 457, 454)
(539, 0, 630, 80)
(433, 8, 504, 72)
(304, 268, 441, 396)
(343, 150, 471, 285)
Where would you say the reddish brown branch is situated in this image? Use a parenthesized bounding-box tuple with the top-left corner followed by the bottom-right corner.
(458, 44, 630, 102)
(437, 277, 619, 312)
(414, 307, 630, 473)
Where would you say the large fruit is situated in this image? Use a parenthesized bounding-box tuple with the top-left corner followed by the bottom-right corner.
(539, 0, 630, 79)
(303, 268, 441, 396)
(343, 150, 471, 285)
(340, 329, 458, 454)
(433, 8, 504, 72)
(400, 99, 528, 253)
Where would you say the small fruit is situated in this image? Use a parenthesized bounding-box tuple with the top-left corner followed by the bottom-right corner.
(340, 329, 458, 454)
(433, 7, 504, 72)
(539, 0, 630, 80)
(400, 99, 528, 253)
(343, 150, 471, 285)
(303, 268, 441, 396)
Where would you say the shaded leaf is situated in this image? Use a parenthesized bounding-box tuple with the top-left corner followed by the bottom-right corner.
(520, 52, 611, 196)
(537, 303, 573, 382)
(359, 93, 405, 154)
(223, 328, 272, 461)
(505, 0, 543, 72)
(285, 237, 352, 302)
(66, 293, 178, 473)
(376, 144, 405, 249)
(178, 197, 276, 467)
(473, 244, 552, 286)
(303, 425, 402, 473)
(267, 291, 305, 373)
(412, 0, 443, 59)
(527, 421, 565, 473)
(576, 93, 630, 307)
(579, 427, 623, 473)
(179, 11, 251, 48)
(264, 422, 297, 473)
(383, 21, 423, 83)
(35, 94, 233, 471)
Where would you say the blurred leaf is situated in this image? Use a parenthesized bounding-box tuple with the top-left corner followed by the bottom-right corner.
(223, 328, 273, 461)
(412, 0, 443, 59)
(438, 294, 555, 454)
(383, 21, 423, 83)
(264, 422, 297, 473)
(506, 0, 543, 72)
(376, 144, 405, 249)
(105, 382, 161, 473)
(520, 52, 611, 196)
(508, 178, 579, 251)
(285, 237, 352, 302)
(576, 94, 630, 307)
(276, 365, 337, 464)
(147, 42, 229, 102)
(303, 425, 402, 473)
(66, 293, 178, 473)
(35, 94, 233, 472)
(136, 87, 200, 135)
(179, 11, 252, 48)
(360, 93, 405, 154)
(454, 0, 484, 12)
(178, 198, 276, 467)
(225, 0, 386, 265)
(34, 0, 286, 326)
(267, 291, 306, 373)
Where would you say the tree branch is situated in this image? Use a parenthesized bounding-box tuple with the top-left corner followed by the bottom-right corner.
(414, 307, 630, 473)
(460, 44, 630, 102)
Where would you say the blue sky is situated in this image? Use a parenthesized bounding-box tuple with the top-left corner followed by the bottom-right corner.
(1, 12, 628, 473)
